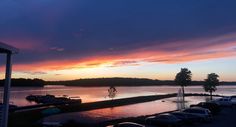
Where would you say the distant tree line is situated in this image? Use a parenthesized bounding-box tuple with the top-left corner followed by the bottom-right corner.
(47, 77, 234, 86)
(0, 77, 234, 87)
(47, 78, 161, 86)
(0, 78, 45, 87)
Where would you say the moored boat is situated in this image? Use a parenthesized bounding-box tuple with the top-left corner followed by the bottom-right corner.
(26, 94, 82, 105)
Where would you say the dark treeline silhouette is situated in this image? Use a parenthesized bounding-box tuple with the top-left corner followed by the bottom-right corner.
(0, 78, 45, 87)
(221, 81, 236, 85)
(47, 77, 236, 86)
(48, 78, 160, 86)
(0, 78, 234, 87)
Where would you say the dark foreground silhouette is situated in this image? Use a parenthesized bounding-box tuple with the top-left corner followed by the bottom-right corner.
(9, 93, 223, 127)
(0, 78, 45, 87)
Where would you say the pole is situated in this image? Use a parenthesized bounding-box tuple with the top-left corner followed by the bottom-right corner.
(1, 53, 12, 127)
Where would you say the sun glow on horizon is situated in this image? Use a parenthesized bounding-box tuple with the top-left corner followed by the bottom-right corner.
(1, 0, 236, 83)
(1, 32, 236, 82)
(0, 56, 233, 82)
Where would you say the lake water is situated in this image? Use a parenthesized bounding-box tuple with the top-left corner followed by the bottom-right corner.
(42, 96, 220, 124)
(0, 85, 236, 106)
(1, 85, 235, 124)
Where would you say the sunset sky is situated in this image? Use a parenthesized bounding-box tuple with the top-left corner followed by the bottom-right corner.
(0, 0, 236, 81)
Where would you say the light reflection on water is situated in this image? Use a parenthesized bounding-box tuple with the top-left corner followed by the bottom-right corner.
(43, 96, 216, 124)
(0, 85, 236, 106)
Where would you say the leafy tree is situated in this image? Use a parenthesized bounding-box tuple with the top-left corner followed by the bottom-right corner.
(108, 86, 117, 100)
(203, 73, 220, 100)
(175, 68, 192, 103)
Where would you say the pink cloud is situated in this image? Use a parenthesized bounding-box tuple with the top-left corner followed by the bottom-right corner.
(0, 37, 47, 51)
(50, 47, 65, 52)
(4, 32, 236, 72)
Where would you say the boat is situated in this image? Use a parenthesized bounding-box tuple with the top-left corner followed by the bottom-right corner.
(26, 94, 82, 105)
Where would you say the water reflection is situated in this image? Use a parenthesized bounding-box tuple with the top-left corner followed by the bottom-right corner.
(176, 88, 185, 110)
(43, 96, 212, 124)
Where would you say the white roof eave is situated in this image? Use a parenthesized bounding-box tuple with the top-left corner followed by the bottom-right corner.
(0, 42, 19, 54)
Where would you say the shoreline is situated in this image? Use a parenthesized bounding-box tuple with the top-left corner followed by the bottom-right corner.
(1, 77, 235, 87)
(1, 84, 236, 88)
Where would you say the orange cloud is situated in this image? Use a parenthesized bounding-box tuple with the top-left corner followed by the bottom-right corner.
(6, 32, 236, 72)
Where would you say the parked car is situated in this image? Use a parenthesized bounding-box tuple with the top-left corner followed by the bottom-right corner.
(145, 113, 182, 127)
(107, 122, 145, 127)
(230, 96, 236, 106)
(171, 111, 201, 124)
(182, 107, 212, 122)
(212, 97, 232, 106)
(230, 96, 236, 99)
(190, 102, 221, 115)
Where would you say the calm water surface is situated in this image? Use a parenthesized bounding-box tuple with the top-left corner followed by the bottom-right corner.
(0, 85, 236, 106)
(43, 96, 220, 124)
(0, 85, 234, 123)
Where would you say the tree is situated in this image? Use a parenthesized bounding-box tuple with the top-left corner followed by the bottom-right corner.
(108, 86, 117, 100)
(203, 73, 220, 100)
(175, 68, 192, 103)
